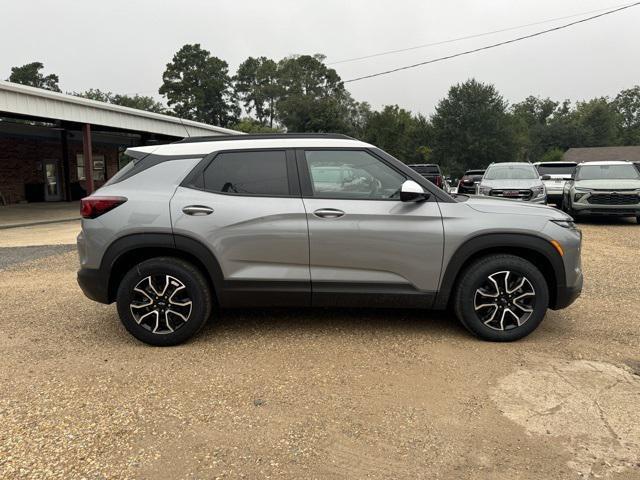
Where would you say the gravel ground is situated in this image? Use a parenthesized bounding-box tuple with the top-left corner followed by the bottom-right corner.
(1, 221, 639, 479)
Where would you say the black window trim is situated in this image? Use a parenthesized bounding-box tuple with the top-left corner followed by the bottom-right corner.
(295, 147, 443, 202)
(180, 147, 301, 198)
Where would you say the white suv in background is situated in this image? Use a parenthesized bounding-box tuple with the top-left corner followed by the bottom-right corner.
(534, 161, 577, 206)
(477, 162, 547, 203)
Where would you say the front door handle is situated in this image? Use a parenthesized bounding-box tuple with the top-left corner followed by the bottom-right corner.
(182, 205, 214, 216)
(313, 208, 345, 219)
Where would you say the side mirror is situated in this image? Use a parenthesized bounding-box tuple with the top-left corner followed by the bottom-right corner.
(541, 174, 551, 180)
(400, 180, 430, 202)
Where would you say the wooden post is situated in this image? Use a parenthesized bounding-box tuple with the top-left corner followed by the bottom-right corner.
(82, 123, 94, 195)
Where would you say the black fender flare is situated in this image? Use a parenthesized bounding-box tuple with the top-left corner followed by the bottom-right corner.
(433, 233, 566, 309)
(100, 233, 225, 303)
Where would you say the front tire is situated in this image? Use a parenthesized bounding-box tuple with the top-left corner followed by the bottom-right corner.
(116, 257, 212, 346)
(453, 254, 549, 341)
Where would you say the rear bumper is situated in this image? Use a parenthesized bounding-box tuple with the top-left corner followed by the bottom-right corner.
(77, 267, 111, 304)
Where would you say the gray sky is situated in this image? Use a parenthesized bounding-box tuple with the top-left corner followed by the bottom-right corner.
(3, 0, 639, 116)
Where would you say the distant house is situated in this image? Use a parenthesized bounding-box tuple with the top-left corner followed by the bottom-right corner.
(563, 146, 640, 163)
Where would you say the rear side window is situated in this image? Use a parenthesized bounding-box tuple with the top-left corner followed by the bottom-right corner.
(536, 164, 576, 176)
(203, 150, 289, 196)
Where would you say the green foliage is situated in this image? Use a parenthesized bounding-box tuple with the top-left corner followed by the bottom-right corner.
(8, 62, 60, 92)
(431, 79, 517, 176)
(539, 147, 565, 163)
(362, 105, 432, 164)
(231, 118, 283, 133)
(234, 57, 279, 128)
(74, 89, 165, 113)
(573, 98, 620, 147)
(159, 44, 239, 127)
(614, 86, 640, 145)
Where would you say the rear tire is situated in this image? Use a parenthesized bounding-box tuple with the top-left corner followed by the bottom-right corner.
(453, 254, 549, 342)
(636, 216, 640, 224)
(116, 257, 212, 346)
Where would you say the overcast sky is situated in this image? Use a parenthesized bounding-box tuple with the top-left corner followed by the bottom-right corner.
(3, 0, 639, 116)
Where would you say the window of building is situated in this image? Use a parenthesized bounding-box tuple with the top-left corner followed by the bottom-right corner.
(77, 154, 105, 181)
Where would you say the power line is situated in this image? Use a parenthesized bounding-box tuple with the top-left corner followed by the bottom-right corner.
(343, 2, 640, 83)
(329, 3, 632, 65)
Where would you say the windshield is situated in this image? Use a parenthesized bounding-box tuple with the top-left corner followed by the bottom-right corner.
(484, 164, 538, 180)
(410, 165, 440, 175)
(536, 164, 576, 176)
(576, 164, 640, 180)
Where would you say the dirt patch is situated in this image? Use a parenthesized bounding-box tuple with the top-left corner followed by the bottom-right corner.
(492, 360, 640, 478)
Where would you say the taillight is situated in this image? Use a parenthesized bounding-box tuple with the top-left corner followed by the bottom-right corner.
(436, 176, 442, 188)
(80, 196, 127, 219)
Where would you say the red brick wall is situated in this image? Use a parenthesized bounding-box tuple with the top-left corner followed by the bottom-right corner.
(0, 136, 119, 203)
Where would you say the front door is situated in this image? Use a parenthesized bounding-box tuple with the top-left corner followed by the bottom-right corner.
(297, 148, 444, 307)
(43, 159, 62, 201)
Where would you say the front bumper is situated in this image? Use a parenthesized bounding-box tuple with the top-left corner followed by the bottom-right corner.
(77, 267, 110, 304)
(552, 270, 583, 309)
(572, 203, 640, 216)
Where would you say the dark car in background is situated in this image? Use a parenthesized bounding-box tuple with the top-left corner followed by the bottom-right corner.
(407, 164, 443, 189)
(457, 169, 485, 194)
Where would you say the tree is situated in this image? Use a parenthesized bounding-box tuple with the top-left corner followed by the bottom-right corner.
(231, 117, 283, 133)
(362, 105, 432, 163)
(539, 147, 565, 163)
(8, 62, 60, 92)
(74, 89, 165, 113)
(234, 56, 279, 128)
(274, 54, 354, 133)
(159, 44, 239, 127)
(431, 79, 517, 176)
(573, 98, 620, 147)
(613, 86, 640, 145)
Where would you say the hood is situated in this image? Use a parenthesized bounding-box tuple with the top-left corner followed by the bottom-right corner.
(463, 195, 569, 219)
(574, 179, 640, 190)
(480, 178, 543, 189)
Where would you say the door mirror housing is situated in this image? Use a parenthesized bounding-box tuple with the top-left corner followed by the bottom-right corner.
(400, 180, 430, 202)
(541, 174, 551, 180)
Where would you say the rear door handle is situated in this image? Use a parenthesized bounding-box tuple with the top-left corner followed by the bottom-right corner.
(313, 208, 345, 219)
(182, 205, 214, 216)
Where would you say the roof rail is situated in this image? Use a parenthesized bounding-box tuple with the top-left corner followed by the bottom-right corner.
(174, 133, 355, 144)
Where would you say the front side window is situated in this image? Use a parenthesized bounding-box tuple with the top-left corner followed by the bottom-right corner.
(203, 150, 289, 196)
(305, 150, 405, 199)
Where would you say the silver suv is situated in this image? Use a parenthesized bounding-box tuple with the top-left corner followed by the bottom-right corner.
(77, 134, 583, 346)
(561, 161, 640, 222)
(477, 162, 546, 203)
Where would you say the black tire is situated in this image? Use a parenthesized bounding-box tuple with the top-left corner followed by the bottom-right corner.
(636, 216, 640, 224)
(116, 257, 212, 346)
(453, 254, 549, 342)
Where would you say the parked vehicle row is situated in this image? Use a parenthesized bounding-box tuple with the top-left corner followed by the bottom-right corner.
(78, 134, 582, 346)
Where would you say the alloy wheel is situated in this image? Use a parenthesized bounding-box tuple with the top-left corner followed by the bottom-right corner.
(129, 275, 193, 334)
(473, 270, 536, 331)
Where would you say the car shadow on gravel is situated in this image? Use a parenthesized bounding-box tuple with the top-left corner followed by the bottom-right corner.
(197, 307, 470, 340)
(575, 216, 637, 226)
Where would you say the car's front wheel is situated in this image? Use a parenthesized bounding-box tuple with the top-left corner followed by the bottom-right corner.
(116, 257, 212, 346)
(453, 254, 549, 341)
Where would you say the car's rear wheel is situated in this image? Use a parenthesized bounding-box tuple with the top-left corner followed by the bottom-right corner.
(453, 254, 549, 341)
(116, 257, 212, 346)
(636, 215, 640, 224)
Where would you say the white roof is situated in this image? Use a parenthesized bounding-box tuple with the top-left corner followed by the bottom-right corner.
(0, 80, 239, 138)
(577, 160, 633, 166)
(128, 137, 373, 157)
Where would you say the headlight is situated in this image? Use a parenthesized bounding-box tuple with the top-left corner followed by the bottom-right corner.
(531, 185, 545, 197)
(551, 219, 578, 230)
(478, 186, 492, 195)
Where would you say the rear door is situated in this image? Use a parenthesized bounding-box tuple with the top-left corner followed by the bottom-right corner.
(170, 148, 310, 306)
(297, 148, 444, 307)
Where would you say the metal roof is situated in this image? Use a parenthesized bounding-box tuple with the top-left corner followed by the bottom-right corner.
(0, 80, 239, 138)
(564, 146, 640, 163)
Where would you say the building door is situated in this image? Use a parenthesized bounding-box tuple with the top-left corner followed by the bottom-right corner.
(43, 159, 62, 201)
